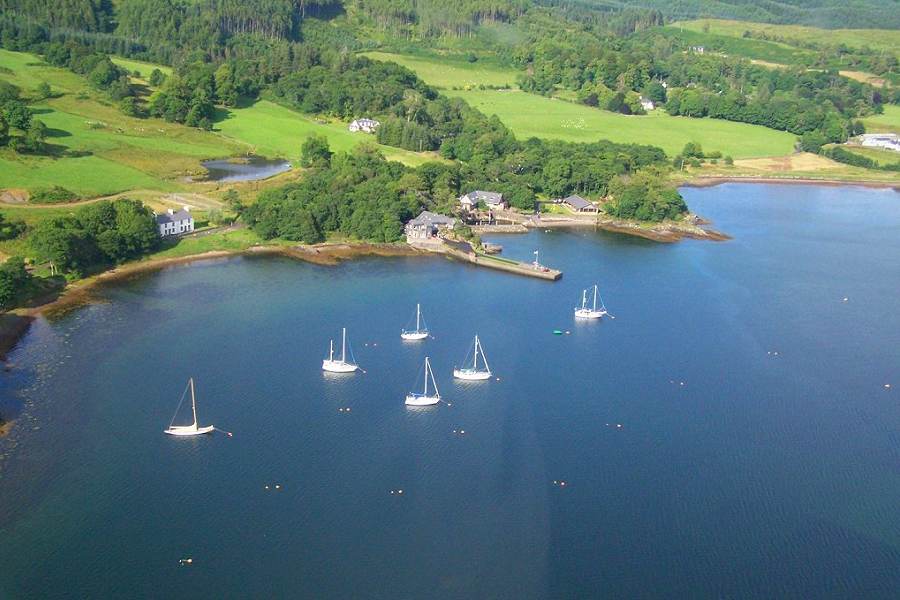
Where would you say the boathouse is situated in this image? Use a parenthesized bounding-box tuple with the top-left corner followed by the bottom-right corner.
(156, 207, 194, 237)
(561, 195, 598, 213)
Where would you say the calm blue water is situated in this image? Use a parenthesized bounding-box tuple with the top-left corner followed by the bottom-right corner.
(201, 157, 291, 182)
(1, 184, 899, 598)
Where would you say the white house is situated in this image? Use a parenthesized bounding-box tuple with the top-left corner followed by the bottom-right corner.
(561, 194, 598, 213)
(156, 207, 194, 237)
(859, 133, 900, 153)
(405, 211, 455, 242)
(639, 96, 655, 112)
(349, 118, 380, 133)
(459, 190, 507, 211)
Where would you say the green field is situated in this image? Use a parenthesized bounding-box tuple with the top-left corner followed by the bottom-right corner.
(216, 99, 441, 166)
(659, 26, 813, 65)
(844, 146, 900, 167)
(362, 51, 519, 89)
(448, 89, 796, 158)
(676, 19, 900, 59)
(862, 106, 900, 134)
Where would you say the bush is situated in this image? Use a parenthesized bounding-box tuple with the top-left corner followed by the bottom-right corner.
(29, 186, 77, 204)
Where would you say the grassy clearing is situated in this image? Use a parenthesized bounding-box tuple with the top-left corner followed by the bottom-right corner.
(362, 51, 519, 89)
(658, 26, 812, 65)
(146, 228, 272, 260)
(675, 20, 900, 59)
(215, 99, 443, 166)
(862, 106, 900, 134)
(448, 89, 796, 158)
(110, 57, 173, 78)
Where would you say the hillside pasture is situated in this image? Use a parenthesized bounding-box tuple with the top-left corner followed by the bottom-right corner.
(362, 51, 519, 89)
(675, 20, 900, 59)
(448, 89, 797, 158)
(862, 106, 900, 135)
(658, 26, 813, 65)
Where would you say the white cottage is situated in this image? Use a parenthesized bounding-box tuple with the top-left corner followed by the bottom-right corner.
(349, 118, 380, 133)
(156, 207, 194, 237)
(639, 96, 655, 112)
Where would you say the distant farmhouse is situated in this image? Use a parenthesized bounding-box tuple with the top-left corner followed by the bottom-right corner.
(690, 46, 705, 54)
(349, 118, 380, 133)
(458, 190, 507, 211)
(560, 194, 598, 213)
(639, 96, 655, 112)
(156, 207, 194, 237)
(405, 211, 455, 242)
(858, 133, 900, 153)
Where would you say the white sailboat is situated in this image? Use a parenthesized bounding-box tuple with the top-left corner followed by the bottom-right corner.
(164, 378, 215, 436)
(322, 327, 360, 373)
(401, 303, 429, 340)
(574, 284, 607, 319)
(406, 357, 442, 406)
(453, 335, 492, 380)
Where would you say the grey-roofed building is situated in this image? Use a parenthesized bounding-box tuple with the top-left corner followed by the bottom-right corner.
(405, 211, 456, 242)
(349, 118, 380, 133)
(561, 194, 598, 213)
(459, 190, 507, 211)
(156, 207, 194, 237)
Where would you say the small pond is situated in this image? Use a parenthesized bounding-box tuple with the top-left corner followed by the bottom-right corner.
(201, 156, 291, 182)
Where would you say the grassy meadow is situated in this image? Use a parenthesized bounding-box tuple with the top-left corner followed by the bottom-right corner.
(862, 106, 900, 134)
(658, 26, 813, 65)
(448, 89, 796, 158)
(362, 51, 519, 89)
(110, 56, 173, 79)
(676, 20, 900, 59)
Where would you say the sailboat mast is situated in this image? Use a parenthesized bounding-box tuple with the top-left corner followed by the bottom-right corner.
(424, 357, 430, 395)
(190, 378, 198, 428)
(341, 328, 346, 363)
(582, 289, 587, 310)
(593, 285, 598, 311)
(416, 304, 421, 331)
(329, 339, 334, 361)
(473, 336, 479, 369)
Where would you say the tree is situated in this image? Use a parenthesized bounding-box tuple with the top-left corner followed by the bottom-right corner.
(0, 114, 8, 146)
(300, 134, 332, 168)
(682, 142, 704, 158)
(36, 81, 52, 99)
(798, 131, 827, 153)
(149, 69, 166, 87)
(2, 100, 32, 130)
(0, 257, 31, 310)
(22, 119, 48, 153)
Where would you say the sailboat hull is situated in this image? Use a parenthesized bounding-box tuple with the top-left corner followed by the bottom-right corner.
(453, 369, 492, 381)
(401, 331, 429, 340)
(322, 360, 359, 373)
(164, 425, 215, 436)
(574, 308, 606, 319)
(405, 394, 440, 406)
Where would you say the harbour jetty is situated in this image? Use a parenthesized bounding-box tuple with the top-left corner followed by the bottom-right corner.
(409, 238, 562, 281)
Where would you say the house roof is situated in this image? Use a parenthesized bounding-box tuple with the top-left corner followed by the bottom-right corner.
(562, 195, 593, 210)
(156, 209, 192, 224)
(407, 211, 455, 227)
(461, 190, 504, 204)
(351, 118, 379, 126)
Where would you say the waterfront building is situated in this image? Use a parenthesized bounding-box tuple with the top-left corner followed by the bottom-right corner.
(459, 190, 507, 211)
(156, 207, 194, 237)
(561, 194, 599, 213)
(405, 211, 455, 242)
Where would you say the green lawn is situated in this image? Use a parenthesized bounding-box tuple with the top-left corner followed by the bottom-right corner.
(448, 89, 796, 158)
(362, 51, 520, 89)
(215, 100, 442, 166)
(676, 19, 900, 59)
(862, 106, 900, 134)
(843, 146, 900, 167)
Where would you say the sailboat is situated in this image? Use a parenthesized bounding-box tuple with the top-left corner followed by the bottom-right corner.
(406, 357, 441, 406)
(322, 327, 360, 373)
(574, 284, 607, 319)
(401, 303, 429, 340)
(453, 335, 492, 380)
(164, 378, 215, 436)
